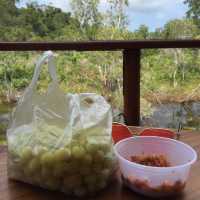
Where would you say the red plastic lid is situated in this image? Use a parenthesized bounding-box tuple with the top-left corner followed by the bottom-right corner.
(140, 128, 175, 139)
(112, 123, 132, 144)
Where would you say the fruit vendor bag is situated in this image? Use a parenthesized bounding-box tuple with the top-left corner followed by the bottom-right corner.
(7, 51, 116, 197)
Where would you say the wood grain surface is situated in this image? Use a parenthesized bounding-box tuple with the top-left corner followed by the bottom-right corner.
(0, 40, 200, 51)
(1, 128, 200, 200)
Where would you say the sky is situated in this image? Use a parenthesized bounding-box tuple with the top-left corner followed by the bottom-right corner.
(18, 0, 188, 31)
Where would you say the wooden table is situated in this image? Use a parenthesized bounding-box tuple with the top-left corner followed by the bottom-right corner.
(1, 128, 200, 200)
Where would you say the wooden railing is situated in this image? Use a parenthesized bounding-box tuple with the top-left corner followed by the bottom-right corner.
(0, 40, 200, 125)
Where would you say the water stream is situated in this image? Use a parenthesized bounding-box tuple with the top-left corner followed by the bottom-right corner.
(141, 102, 200, 130)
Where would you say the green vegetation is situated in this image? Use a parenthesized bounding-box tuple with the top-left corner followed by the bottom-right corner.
(0, 0, 200, 128)
(185, 0, 200, 28)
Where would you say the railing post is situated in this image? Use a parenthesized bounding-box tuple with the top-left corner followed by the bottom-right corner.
(123, 49, 141, 126)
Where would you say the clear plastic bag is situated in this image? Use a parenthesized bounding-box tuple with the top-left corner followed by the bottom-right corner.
(7, 51, 116, 197)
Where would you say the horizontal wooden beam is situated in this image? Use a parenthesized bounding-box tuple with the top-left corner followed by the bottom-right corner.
(0, 40, 200, 51)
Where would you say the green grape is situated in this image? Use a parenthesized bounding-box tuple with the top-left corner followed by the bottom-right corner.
(63, 176, 74, 191)
(10, 161, 23, 172)
(32, 173, 42, 185)
(78, 137, 87, 146)
(79, 166, 91, 175)
(93, 150, 105, 164)
(74, 187, 86, 197)
(63, 162, 74, 173)
(45, 177, 60, 190)
(71, 146, 85, 159)
(96, 179, 107, 190)
(65, 160, 79, 173)
(84, 175, 96, 185)
(93, 163, 103, 173)
(20, 147, 33, 163)
(54, 148, 71, 161)
(28, 157, 41, 174)
(99, 142, 111, 153)
(34, 146, 47, 158)
(101, 169, 111, 179)
(24, 165, 33, 177)
(10, 163, 24, 178)
(41, 166, 52, 179)
(53, 161, 69, 177)
(64, 175, 82, 189)
(8, 147, 18, 159)
(86, 143, 98, 153)
(41, 152, 54, 167)
(82, 154, 93, 165)
(95, 174, 107, 190)
(103, 153, 115, 168)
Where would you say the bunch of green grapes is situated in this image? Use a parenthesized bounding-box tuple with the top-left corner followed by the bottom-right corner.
(8, 126, 116, 197)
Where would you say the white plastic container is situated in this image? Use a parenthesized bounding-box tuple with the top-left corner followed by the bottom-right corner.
(114, 136, 197, 197)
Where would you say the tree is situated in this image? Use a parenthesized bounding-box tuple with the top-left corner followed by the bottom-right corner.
(163, 19, 198, 39)
(184, 0, 200, 27)
(135, 25, 149, 39)
(17, 3, 72, 38)
(163, 19, 199, 87)
(0, 0, 18, 26)
(70, 0, 102, 39)
(107, 0, 128, 29)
